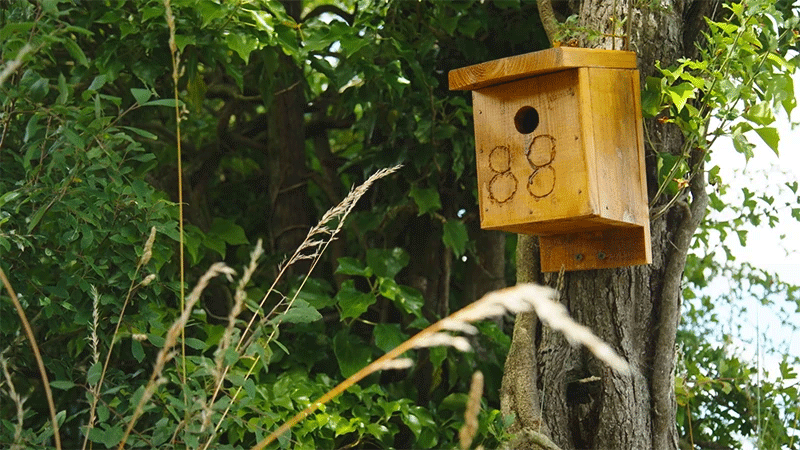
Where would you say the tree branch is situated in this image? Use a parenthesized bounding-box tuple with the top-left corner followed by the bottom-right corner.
(501, 235, 552, 443)
(537, 0, 558, 46)
(651, 147, 708, 449)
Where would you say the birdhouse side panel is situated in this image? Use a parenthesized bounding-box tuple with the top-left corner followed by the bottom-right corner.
(582, 67, 650, 228)
(471, 70, 598, 233)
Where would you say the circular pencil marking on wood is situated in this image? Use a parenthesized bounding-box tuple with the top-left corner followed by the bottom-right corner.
(525, 135, 556, 198)
(489, 145, 511, 172)
(527, 166, 555, 198)
(487, 145, 517, 203)
(527, 134, 556, 167)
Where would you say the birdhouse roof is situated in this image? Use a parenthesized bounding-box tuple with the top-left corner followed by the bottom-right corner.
(448, 47, 637, 91)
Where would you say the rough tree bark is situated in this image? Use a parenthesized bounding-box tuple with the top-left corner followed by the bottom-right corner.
(266, 0, 312, 268)
(500, 1, 715, 449)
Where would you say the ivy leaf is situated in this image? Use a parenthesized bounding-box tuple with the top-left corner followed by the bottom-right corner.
(667, 81, 695, 113)
(336, 280, 376, 320)
(366, 247, 409, 279)
(335, 257, 372, 277)
(226, 32, 259, 64)
(754, 127, 779, 155)
(409, 186, 441, 215)
(270, 299, 322, 324)
(373, 323, 408, 353)
(333, 330, 372, 378)
(209, 218, 249, 245)
(379, 278, 424, 318)
(294, 277, 336, 309)
(442, 220, 468, 257)
(641, 77, 664, 118)
(744, 102, 775, 126)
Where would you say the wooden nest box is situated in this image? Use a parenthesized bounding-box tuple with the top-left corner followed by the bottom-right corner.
(449, 47, 652, 272)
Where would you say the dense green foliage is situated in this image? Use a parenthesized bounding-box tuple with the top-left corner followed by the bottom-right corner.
(0, 0, 797, 449)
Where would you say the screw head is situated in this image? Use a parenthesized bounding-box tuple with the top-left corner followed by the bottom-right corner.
(574, 253, 584, 261)
(597, 252, 606, 260)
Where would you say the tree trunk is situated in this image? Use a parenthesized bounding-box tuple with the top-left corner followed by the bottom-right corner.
(266, 0, 312, 270)
(500, 1, 713, 449)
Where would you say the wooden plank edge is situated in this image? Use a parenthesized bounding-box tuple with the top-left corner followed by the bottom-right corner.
(449, 47, 637, 91)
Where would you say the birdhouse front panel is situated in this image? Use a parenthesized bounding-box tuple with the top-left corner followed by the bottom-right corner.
(450, 47, 652, 271)
(471, 66, 649, 236)
(472, 69, 593, 235)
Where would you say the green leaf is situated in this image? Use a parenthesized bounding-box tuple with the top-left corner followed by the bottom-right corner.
(141, 98, 183, 108)
(131, 338, 145, 363)
(335, 257, 371, 277)
(63, 38, 89, 66)
(743, 102, 775, 126)
(667, 82, 695, 113)
(754, 127, 779, 155)
(641, 77, 664, 118)
(244, 378, 257, 399)
(97, 404, 109, 423)
(409, 186, 441, 215)
(294, 277, 336, 309)
(442, 220, 468, 257)
(209, 218, 249, 245)
(732, 133, 755, 161)
(404, 405, 436, 440)
(98, 425, 124, 447)
(366, 247, 409, 279)
(174, 34, 196, 52)
(29, 76, 49, 102)
(373, 323, 408, 353)
(379, 279, 424, 317)
(87, 361, 102, 386)
(50, 380, 76, 390)
(57, 73, 68, 104)
(120, 126, 158, 140)
(87, 74, 107, 92)
(336, 280, 377, 320)
(185, 337, 206, 350)
(131, 88, 153, 105)
(226, 32, 259, 64)
(333, 330, 372, 378)
(203, 235, 226, 258)
(270, 299, 322, 324)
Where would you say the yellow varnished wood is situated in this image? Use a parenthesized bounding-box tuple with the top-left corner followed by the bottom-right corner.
(449, 47, 637, 91)
(451, 48, 651, 271)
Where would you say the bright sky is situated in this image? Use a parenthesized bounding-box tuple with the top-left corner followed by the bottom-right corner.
(698, 69, 799, 449)
(694, 67, 799, 449)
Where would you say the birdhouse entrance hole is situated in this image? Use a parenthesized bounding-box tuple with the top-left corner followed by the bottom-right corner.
(449, 47, 653, 272)
(514, 106, 539, 134)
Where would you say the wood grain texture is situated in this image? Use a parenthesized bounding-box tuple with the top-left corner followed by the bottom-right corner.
(449, 47, 637, 91)
(456, 48, 650, 271)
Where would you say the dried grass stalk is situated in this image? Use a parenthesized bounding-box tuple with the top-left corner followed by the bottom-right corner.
(0, 267, 61, 450)
(237, 164, 402, 352)
(117, 263, 236, 450)
(459, 371, 484, 450)
(252, 282, 630, 450)
(0, 355, 26, 449)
